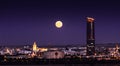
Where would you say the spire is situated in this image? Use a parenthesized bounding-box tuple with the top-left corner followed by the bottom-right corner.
(33, 41, 37, 52)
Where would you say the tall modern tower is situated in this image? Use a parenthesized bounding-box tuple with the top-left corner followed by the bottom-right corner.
(86, 17, 95, 55)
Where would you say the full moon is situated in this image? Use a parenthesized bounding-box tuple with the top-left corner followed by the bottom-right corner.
(55, 21, 63, 28)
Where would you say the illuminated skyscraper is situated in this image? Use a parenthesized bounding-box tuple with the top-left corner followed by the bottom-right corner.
(86, 17, 95, 55)
(32, 41, 38, 52)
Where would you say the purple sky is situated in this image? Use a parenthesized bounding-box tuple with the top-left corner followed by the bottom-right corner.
(0, 0, 120, 46)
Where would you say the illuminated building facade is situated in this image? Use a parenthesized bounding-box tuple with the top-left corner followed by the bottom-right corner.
(43, 50, 64, 59)
(86, 17, 95, 55)
(32, 42, 38, 52)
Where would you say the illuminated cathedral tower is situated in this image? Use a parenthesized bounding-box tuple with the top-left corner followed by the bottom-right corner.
(32, 41, 38, 52)
(86, 17, 95, 55)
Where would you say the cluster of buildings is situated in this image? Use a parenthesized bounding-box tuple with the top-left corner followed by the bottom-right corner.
(0, 42, 120, 60)
(0, 42, 87, 59)
(0, 17, 120, 60)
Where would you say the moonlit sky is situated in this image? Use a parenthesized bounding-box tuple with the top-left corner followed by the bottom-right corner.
(0, 0, 120, 46)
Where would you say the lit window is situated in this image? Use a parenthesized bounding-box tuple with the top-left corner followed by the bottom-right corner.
(91, 43, 93, 44)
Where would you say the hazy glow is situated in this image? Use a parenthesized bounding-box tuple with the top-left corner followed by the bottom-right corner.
(55, 21, 63, 28)
(39, 48, 48, 52)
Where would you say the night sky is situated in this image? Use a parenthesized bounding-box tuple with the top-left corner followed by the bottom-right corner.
(0, 0, 120, 46)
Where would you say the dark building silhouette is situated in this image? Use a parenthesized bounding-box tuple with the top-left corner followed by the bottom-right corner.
(86, 17, 95, 55)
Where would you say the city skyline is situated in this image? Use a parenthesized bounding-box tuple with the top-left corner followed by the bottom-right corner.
(0, 0, 120, 46)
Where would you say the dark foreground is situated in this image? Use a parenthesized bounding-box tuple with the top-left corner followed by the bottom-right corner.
(1, 64, 120, 66)
(1, 57, 120, 65)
